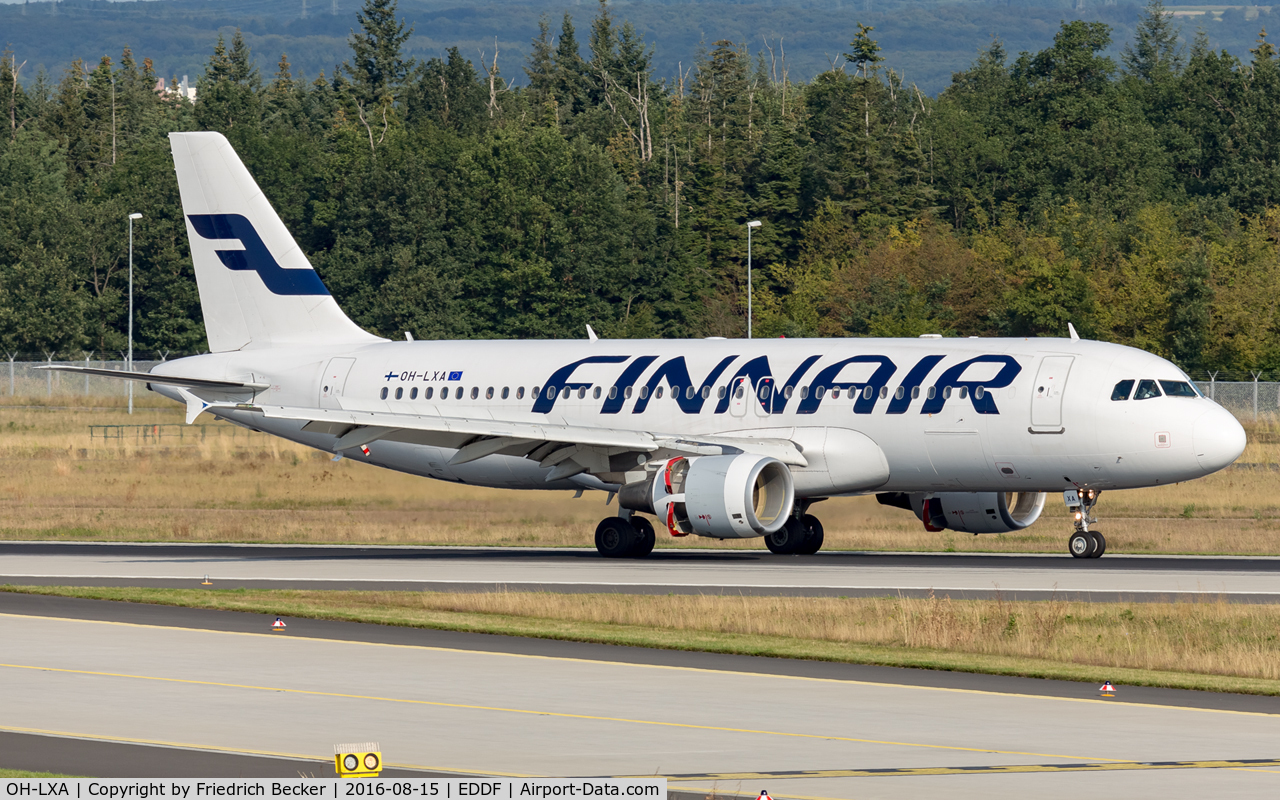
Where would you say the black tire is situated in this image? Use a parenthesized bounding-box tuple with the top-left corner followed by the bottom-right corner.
(629, 517, 656, 557)
(765, 518, 806, 554)
(1088, 530, 1106, 558)
(796, 515, 825, 555)
(595, 517, 637, 558)
(1068, 532, 1092, 558)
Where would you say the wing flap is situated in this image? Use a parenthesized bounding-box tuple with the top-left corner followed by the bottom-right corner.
(256, 404, 661, 452)
(243, 405, 808, 472)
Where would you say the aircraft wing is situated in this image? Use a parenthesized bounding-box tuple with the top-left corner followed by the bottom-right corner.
(238, 403, 807, 481)
(36, 365, 269, 392)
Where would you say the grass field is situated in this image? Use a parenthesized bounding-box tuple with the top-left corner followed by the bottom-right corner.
(3, 396, 1280, 554)
(8, 585, 1280, 694)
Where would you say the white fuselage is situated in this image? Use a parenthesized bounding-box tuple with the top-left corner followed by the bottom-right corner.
(151, 336, 1246, 497)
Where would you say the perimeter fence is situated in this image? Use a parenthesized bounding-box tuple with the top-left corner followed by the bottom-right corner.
(3, 359, 1279, 420)
(3, 359, 172, 398)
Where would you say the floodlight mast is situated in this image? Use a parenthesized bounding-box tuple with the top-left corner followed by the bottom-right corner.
(127, 213, 142, 414)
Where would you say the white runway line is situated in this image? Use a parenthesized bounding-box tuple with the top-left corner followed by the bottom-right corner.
(3, 547, 1279, 595)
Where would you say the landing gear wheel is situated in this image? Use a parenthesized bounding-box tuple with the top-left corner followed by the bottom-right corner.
(1088, 530, 1106, 558)
(796, 515, 825, 555)
(595, 517, 637, 558)
(765, 518, 806, 554)
(1068, 532, 1093, 559)
(629, 517, 656, 558)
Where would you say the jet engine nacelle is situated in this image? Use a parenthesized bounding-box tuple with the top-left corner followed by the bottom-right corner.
(619, 454, 794, 538)
(878, 491, 1047, 534)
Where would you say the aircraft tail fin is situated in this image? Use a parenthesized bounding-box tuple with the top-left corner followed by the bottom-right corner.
(169, 131, 382, 352)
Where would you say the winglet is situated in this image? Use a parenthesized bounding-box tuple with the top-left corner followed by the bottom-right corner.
(1068, 322, 1080, 342)
(586, 324, 599, 342)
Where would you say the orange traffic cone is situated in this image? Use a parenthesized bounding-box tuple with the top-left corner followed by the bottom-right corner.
(272, 617, 287, 631)
(1100, 681, 1116, 697)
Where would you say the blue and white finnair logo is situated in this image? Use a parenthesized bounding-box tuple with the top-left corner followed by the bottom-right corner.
(188, 214, 329, 296)
(532, 353, 1023, 416)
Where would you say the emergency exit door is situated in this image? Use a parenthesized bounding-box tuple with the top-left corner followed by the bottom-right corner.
(319, 357, 356, 409)
(1030, 356, 1073, 430)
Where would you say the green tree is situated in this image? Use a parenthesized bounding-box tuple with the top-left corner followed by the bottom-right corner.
(195, 32, 262, 134)
(45, 59, 91, 181)
(344, 0, 414, 108)
(1123, 0, 1185, 83)
(410, 48, 486, 134)
(264, 53, 309, 134)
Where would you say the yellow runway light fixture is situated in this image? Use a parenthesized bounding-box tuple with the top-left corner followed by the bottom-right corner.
(335, 742, 382, 778)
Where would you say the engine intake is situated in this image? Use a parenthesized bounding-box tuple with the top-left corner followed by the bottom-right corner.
(877, 491, 1046, 534)
(620, 455, 794, 538)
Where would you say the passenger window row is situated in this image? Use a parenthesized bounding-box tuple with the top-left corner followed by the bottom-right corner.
(378, 382, 994, 405)
(380, 385, 527, 401)
(1111, 379, 1200, 401)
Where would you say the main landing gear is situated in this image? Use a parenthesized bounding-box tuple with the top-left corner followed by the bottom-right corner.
(594, 513, 656, 559)
(1066, 488, 1106, 559)
(765, 511, 825, 555)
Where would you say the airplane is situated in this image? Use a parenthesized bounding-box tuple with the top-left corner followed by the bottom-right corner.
(46, 132, 1248, 559)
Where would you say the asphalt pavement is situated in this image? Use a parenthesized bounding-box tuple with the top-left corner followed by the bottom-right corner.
(2, 594, 1277, 799)
(2, 542, 1278, 601)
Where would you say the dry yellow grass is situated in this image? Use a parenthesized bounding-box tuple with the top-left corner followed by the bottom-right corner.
(3, 397, 1280, 553)
(408, 590, 1280, 681)
(11, 585, 1280, 692)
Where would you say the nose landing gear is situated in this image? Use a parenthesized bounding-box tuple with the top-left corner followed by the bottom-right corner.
(1066, 488, 1106, 558)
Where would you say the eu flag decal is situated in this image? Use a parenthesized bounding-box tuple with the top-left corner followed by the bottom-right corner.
(448, 371, 463, 381)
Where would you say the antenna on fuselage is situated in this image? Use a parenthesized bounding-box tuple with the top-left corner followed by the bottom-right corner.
(1068, 323, 1080, 342)
(586, 324, 599, 342)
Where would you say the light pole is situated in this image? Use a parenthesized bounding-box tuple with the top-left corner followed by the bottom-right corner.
(746, 220, 762, 339)
(127, 212, 142, 414)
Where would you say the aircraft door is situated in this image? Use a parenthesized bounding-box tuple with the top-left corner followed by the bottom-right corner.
(319, 357, 356, 409)
(730, 376, 749, 417)
(755, 377, 774, 417)
(1030, 356, 1074, 431)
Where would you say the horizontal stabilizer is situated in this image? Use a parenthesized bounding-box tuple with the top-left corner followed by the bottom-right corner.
(37, 365, 268, 392)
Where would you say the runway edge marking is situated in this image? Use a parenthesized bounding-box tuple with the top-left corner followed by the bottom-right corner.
(644, 758, 1280, 780)
(3, 611, 1278, 719)
(0, 725, 542, 779)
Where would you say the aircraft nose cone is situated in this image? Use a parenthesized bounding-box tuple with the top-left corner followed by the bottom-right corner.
(1193, 404, 1247, 474)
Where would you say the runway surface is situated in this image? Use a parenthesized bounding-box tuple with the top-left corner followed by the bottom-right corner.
(2, 542, 1279, 602)
(1, 594, 1277, 799)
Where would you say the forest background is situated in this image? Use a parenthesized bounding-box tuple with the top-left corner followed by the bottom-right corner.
(4, 0, 1280, 378)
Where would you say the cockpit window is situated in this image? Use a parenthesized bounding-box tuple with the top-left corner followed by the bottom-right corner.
(1159, 380, 1198, 397)
(1111, 380, 1134, 401)
(1133, 379, 1162, 400)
